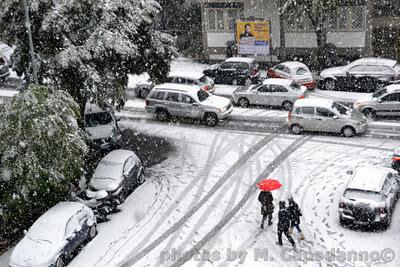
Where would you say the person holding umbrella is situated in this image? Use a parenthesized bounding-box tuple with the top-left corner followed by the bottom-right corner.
(277, 201, 296, 250)
(288, 196, 305, 240)
(258, 190, 274, 229)
(257, 179, 282, 229)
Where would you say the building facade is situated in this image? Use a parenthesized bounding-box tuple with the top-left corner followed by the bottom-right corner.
(200, 0, 400, 63)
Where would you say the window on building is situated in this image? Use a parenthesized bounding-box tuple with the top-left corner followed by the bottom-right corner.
(207, 9, 216, 30)
(216, 9, 224, 30)
(206, 8, 241, 32)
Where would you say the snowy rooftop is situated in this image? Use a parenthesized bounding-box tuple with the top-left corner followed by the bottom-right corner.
(263, 78, 294, 86)
(293, 98, 333, 108)
(225, 57, 255, 63)
(348, 167, 392, 192)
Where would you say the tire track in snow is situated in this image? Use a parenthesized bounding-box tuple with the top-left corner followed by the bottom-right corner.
(119, 134, 278, 267)
(168, 135, 312, 267)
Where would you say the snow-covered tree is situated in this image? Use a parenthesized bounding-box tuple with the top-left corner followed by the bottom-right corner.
(0, 85, 88, 240)
(0, 0, 177, 114)
(280, 0, 339, 67)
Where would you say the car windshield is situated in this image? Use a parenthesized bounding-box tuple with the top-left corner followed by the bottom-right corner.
(372, 88, 387, 98)
(291, 82, 301, 91)
(332, 102, 349, 115)
(344, 189, 383, 202)
(85, 112, 112, 127)
(94, 160, 123, 179)
(197, 90, 210, 102)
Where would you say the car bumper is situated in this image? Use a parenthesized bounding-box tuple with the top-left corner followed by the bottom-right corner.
(354, 123, 368, 134)
(339, 211, 387, 225)
(217, 105, 233, 120)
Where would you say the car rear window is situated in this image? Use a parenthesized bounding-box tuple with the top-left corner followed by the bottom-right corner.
(199, 75, 212, 84)
(296, 68, 308, 75)
(291, 82, 301, 91)
(344, 189, 383, 202)
(85, 112, 112, 127)
(197, 90, 209, 102)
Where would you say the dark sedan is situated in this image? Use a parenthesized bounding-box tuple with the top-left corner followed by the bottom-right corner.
(203, 57, 260, 86)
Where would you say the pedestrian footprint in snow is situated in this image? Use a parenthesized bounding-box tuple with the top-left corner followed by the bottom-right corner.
(276, 201, 296, 250)
(288, 196, 305, 240)
(258, 190, 274, 229)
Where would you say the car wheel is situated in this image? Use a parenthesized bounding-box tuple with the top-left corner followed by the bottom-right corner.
(56, 256, 66, 267)
(324, 79, 337, 91)
(204, 113, 219, 127)
(237, 98, 250, 108)
(290, 124, 303, 134)
(342, 126, 355, 138)
(118, 189, 127, 204)
(156, 109, 169, 122)
(362, 108, 376, 119)
(137, 171, 146, 185)
(88, 224, 97, 240)
(245, 78, 252, 86)
(232, 79, 238, 85)
(282, 101, 293, 111)
(139, 88, 150, 99)
(339, 217, 347, 226)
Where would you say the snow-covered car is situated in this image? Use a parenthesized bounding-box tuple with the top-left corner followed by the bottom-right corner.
(203, 57, 260, 85)
(339, 166, 400, 228)
(134, 74, 215, 98)
(288, 98, 367, 137)
(89, 149, 145, 204)
(266, 61, 316, 89)
(9, 202, 96, 267)
(84, 103, 122, 150)
(231, 78, 307, 110)
(0, 53, 10, 83)
(392, 147, 400, 173)
(319, 57, 400, 92)
(353, 84, 400, 119)
(145, 83, 233, 126)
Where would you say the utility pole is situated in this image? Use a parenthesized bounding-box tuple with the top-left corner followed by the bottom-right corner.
(23, 0, 38, 85)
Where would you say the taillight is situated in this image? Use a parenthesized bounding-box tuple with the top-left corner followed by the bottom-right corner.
(202, 85, 210, 91)
(393, 156, 400, 161)
(298, 95, 305, 99)
(252, 69, 257, 76)
(145, 100, 149, 106)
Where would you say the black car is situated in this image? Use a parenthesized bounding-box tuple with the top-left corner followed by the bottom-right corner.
(319, 58, 400, 92)
(203, 57, 260, 86)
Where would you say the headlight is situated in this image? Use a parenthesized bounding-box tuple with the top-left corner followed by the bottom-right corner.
(219, 107, 227, 113)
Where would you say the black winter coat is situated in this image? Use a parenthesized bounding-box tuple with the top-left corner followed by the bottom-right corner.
(258, 191, 274, 215)
(288, 200, 302, 225)
(278, 209, 291, 230)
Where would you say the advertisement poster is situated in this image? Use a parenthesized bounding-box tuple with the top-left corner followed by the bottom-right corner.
(236, 20, 270, 55)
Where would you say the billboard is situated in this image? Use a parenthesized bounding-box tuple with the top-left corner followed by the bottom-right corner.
(236, 21, 270, 55)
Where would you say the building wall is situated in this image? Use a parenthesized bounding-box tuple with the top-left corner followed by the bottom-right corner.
(285, 32, 366, 48)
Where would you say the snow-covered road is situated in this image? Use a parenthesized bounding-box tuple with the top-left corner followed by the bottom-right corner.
(67, 121, 399, 267)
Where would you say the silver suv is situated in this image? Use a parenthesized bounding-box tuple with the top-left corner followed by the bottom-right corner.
(354, 84, 400, 119)
(288, 98, 367, 137)
(339, 167, 400, 228)
(145, 83, 233, 126)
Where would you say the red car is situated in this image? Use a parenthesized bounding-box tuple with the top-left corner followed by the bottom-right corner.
(267, 61, 316, 89)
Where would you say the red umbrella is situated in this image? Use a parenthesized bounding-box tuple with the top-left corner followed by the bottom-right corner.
(257, 179, 282, 191)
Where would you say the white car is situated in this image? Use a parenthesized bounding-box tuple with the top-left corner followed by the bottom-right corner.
(9, 202, 96, 267)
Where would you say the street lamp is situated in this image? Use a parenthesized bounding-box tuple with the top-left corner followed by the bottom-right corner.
(23, 0, 38, 85)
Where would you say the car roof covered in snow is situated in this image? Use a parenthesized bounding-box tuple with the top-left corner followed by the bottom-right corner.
(153, 83, 201, 93)
(225, 57, 255, 63)
(347, 167, 394, 192)
(293, 98, 333, 108)
(168, 72, 204, 80)
(385, 84, 400, 93)
(280, 61, 309, 69)
(101, 149, 136, 164)
(263, 78, 294, 86)
(353, 57, 398, 67)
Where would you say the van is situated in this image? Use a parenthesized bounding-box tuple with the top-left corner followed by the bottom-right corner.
(288, 98, 367, 137)
(84, 103, 122, 150)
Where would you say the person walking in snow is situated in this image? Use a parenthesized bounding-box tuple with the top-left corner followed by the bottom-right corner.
(276, 201, 296, 249)
(258, 190, 274, 229)
(288, 196, 305, 240)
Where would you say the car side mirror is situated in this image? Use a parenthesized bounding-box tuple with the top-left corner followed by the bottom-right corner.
(346, 170, 354, 175)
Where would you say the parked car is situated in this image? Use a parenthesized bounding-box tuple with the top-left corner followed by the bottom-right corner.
(134, 74, 215, 99)
(89, 149, 145, 204)
(319, 57, 400, 92)
(392, 147, 400, 173)
(339, 166, 400, 228)
(288, 98, 367, 137)
(353, 84, 400, 119)
(145, 83, 233, 126)
(203, 57, 260, 85)
(0, 53, 10, 84)
(231, 78, 307, 110)
(9, 202, 96, 267)
(84, 103, 122, 150)
(266, 61, 316, 89)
